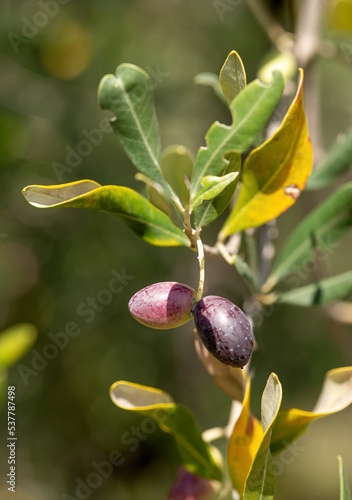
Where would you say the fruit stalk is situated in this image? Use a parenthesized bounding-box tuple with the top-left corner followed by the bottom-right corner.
(195, 232, 205, 303)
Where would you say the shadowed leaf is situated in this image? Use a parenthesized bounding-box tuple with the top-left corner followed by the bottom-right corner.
(220, 50, 247, 105)
(110, 381, 222, 481)
(267, 182, 352, 289)
(22, 181, 189, 247)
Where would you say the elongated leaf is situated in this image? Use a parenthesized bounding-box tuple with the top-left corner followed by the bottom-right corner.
(194, 153, 241, 228)
(267, 182, 352, 289)
(307, 128, 352, 190)
(271, 367, 352, 454)
(190, 172, 239, 212)
(191, 71, 285, 197)
(228, 377, 264, 498)
(243, 374, 282, 500)
(22, 181, 189, 247)
(338, 456, 352, 500)
(110, 381, 222, 480)
(98, 64, 177, 203)
(277, 271, 352, 307)
(194, 72, 226, 104)
(219, 70, 313, 239)
(220, 50, 247, 106)
(0, 323, 37, 368)
(135, 172, 173, 217)
(162, 145, 194, 207)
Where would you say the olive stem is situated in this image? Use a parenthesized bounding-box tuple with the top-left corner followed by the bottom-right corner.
(195, 232, 205, 303)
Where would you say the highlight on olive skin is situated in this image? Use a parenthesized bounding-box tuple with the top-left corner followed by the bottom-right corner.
(193, 295, 254, 368)
(128, 281, 196, 330)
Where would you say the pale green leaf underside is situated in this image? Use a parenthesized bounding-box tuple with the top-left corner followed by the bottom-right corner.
(191, 71, 285, 197)
(22, 181, 189, 247)
(277, 271, 352, 307)
(307, 128, 352, 190)
(338, 456, 352, 500)
(190, 172, 239, 212)
(268, 182, 352, 289)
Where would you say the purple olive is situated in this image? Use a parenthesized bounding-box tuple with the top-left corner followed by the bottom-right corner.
(193, 296, 254, 368)
(128, 282, 196, 329)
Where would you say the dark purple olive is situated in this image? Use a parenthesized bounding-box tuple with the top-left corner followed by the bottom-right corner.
(193, 296, 254, 368)
(129, 282, 196, 329)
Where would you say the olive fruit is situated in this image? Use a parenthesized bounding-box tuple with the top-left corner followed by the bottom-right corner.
(193, 295, 254, 368)
(128, 282, 196, 330)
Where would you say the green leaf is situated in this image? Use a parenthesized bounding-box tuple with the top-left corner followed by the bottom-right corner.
(194, 153, 241, 228)
(135, 172, 173, 218)
(194, 72, 226, 104)
(161, 145, 194, 207)
(244, 373, 282, 500)
(267, 182, 352, 289)
(271, 367, 352, 454)
(219, 70, 313, 239)
(22, 181, 189, 247)
(110, 381, 222, 481)
(98, 64, 178, 204)
(277, 271, 352, 307)
(190, 172, 239, 212)
(191, 71, 285, 197)
(0, 323, 37, 368)
(307, 128, 352, 190)
(338, 456, 352, 500)
(219, 50, 247, 106)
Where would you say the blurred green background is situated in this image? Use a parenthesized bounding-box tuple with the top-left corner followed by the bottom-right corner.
(0, 0, 352, 498)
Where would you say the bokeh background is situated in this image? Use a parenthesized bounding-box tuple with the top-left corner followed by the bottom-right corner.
(1, 0, 352, 498)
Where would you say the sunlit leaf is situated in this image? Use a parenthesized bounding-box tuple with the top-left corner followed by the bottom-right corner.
(307, 127, 352, 190)
(227, 377, 264, 498)
(0, 323, 37, 368)
(162, 145, 194, 207)
(22, 181, 189, 247)
(193, 72, 226, 104)
(277, 271, 352, 307)
(110, 381, 222, 480)
(338, 456, 352, 500)
(191, 71, 285, 197)
(194, 153, 241, 228)
(243, 373, 282, 500)
(219, 50, 247, 105)
(194, 333, 247, 401)
(190, 172, 239, 212)
(219, 70, 313, 239)
(266, 182, 352, 289)
(271, 367, 352, 454)
(98, 64, 179, 204)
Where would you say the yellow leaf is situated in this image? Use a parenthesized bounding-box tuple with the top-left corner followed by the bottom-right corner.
(271, 367, 352, 454)
(227, 377, 264, 498)
(219, 69, 313, 239)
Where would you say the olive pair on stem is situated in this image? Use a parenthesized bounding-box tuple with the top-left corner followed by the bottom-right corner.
(128, 282, 254, 368)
